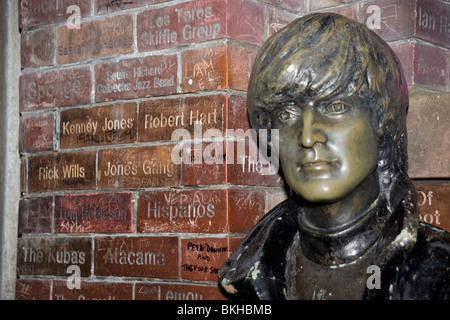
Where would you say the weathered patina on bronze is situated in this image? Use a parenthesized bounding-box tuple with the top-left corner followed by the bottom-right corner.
(219, 13, 450, 300)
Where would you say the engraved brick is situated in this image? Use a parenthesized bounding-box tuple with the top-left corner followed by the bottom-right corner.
(54, 192, 133, 233)
(96, 0, 171, 14)
(137, 189, 228, 233)
(27, 151, 96, 192)
(21, 27, 55, 68)
(17, 237, 91, 277)
(135, 283, 226, 300)
(407, 89, 450, 178)
(313, 3, 360, 21)
(19, 66, 92, 111)
(268, 8, 300, 39)
(310, 0, 356, 10)
(94, 236, 178, 278)
(138, 95, 224, 143)
(181, 237, 242, 281)
(266, 189, 289, 212)
(390, 42, 449, 91)
(228, 189, 266, 233)
(181, 44, 258, 92)
(137, 0, 263, 52)
(261, 0, 306, 11)
(52, 280, 133, 300)
(20, 112, 54, 153)
(18, 197, 53, 234)
(362, 0, 450, 48)
(60, 102, 137, 148)
(95, 55, 177, 102)
(15, 279, 51, 300)
(414, 181, 450, 231)
(19, 0, 92, 28)
(97, 146, 180, 189)
(57, 14, 134, 65)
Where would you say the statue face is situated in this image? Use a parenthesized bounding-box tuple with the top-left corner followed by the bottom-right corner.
(273, 93, 379, 203)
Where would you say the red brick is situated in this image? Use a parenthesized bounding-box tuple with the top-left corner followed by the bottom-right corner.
(391, 42, 449, 91)
(362, 0, 450, 48)
(97, 146, 180, 189)
(57, 14, 134, 65)
(21, 27, 55, 68)
(181, 237, 242, 281)
(17, 237, 92, 277)
(19, 66, 92, 111)
(19, 0, 92, 28)
(20, 112, 54, 153)
(60, 102, 137, 148)
(407, 89, 450, 178)
(15, 279, 51, 300)
(137, 0, 264, 52)
(181, 44, 258, 92)
(261, 0, 306, 11)
(95, 55, 177, 102)
(137, 189, 228, 233)
(266, 189, 289, 212)
(27, 151, 96, 192)
(310, 0, 357, 10)
(52, 280, 133, 300)
(135, 282, 226, 300)
(228, 189, 266, 233)
(96, 0, 171, 14)
(268, 8, 300, 39)
(138, 95, 224, 143)
(414, 181, 450, 231)
(54, 192, 133, 233)
(18, 197, 53, 234)
(313, 3, 360, 21)
(94, 236, 178, 278)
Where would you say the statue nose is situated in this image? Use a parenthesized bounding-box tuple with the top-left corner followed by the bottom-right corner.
(299, 107, 325, 148)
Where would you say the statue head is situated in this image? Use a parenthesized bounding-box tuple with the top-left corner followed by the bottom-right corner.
(248, 13, 409, 215)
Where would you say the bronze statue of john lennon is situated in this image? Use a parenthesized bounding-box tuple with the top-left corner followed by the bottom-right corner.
(218, 13, 450, 300)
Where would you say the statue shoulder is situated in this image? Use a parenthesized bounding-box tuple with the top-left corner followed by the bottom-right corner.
(392, 222, 450, 299)
(219, 198, 300, 299)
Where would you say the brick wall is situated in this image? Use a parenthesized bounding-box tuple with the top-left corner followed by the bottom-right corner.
(16, 0, 450, 300)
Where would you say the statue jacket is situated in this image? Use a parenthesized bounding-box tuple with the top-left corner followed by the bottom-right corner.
(218, 197, 450, 300)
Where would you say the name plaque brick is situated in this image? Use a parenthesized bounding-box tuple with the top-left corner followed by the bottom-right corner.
(20, 66, 92, 111)
(181, 237, 242, 281)
(137, 189, 227, 233)
(137, 0, 264, 52)
(98, 145, 180, 189)
(21, 27, 55, 68)
(52, 281, 133, 300)
(94, 55, 177, 102)
(96, 0, 171, 14)
(94, 236, 178, 278)
(28, 151, 96, 193)
(17, 237, 91, 277)
(138, 95, 224, 142)
(57, 14, 134, 65)
(135, 283, 225, 300)
(60, 103, 137, 148)
(54, 192, 133, 233)
(415, 182, 450, 231)
(19, 0, 92, 28)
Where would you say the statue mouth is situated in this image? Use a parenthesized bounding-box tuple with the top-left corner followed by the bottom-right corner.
(297, 160, 341, 172)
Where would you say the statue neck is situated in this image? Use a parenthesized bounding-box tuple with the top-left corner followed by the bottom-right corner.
(296, 172, 389, 266)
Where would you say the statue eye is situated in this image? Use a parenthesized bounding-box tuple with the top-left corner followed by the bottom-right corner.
(277, 109, 297, 122)
(325, 102, 349, 115)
